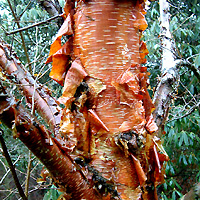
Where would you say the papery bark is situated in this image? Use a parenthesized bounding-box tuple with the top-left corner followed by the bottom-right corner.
(0, 0, 170, 199)
(47, 0, 168, 199)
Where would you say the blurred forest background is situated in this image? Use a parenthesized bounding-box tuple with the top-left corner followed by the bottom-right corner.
(0, 0, 199, 199)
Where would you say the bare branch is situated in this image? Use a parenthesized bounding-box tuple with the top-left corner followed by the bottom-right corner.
(0, 155, 21, 185)
(38, 0, 64, 26)
(172, 14, 194, 34)
(168, 101, 200, 122)
(184, 60, 200, 81)
(25, 151, 32, 197)
(153, 0, 179, 136)
(0, 129, 27, 200)
(6, 0, 31, 70)
(0, 41, 62, 132)
(6, 14, 63, 36)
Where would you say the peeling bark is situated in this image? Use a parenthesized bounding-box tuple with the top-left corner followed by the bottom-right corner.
(0, 94, 101, 200)
(0, 1, 169, 199)
(46, 0, 168, 199)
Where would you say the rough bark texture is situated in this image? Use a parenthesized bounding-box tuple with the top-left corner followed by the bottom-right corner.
(38, 0, 64, 26)
(153, 0, 179, 136)
(0, 0, 169, 199)
(0, 95, 102, 200)
(181, 182, 200, 200)
(46, 0, 168, 199)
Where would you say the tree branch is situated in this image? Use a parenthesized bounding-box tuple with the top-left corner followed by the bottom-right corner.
(25, 151, 32, 197)
(0, 41, 61, 132)
(181, 182, 200, 200)
(38, 0, 64, 26)
(0, 94, 102, 200)
(0, 129, 28, 200)
(183, 60, 200, 81)
(6, 14, 63, 36)
(153, 0, 179, 136)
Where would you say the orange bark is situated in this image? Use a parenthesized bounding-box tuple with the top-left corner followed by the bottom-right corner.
(0, 0, 169, 199)
(46, 0, 168, 199)
(0, 96, 101, 200)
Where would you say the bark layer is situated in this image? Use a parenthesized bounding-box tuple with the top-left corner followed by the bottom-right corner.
(49, 0, 168, 199)
(0, 94, 101, 200)
(0, 0, 169, 199)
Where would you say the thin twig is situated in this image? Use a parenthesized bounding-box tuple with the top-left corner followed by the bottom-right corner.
(25, 151, 32, 197)
(168, 101, 200, 122)
(6, 14, 63, 36)
(0, 129, 27, 200)
(172, 14, 194, 34)
(6, 0, 31, 71)
(32, 26, 39, 75)
(180, 81, 197, 104)
(18, 0, 32, 19)
(0, 155, 21, 185)
(179, 59, 200, 81)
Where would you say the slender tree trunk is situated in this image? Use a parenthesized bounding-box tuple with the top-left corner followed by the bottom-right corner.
(153, 0, 179, 136)
(181, 182, 200, 200)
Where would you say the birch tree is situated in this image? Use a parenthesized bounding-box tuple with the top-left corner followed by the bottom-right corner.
(0, 0, 199, 199)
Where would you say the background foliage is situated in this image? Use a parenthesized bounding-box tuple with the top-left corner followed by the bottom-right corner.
(144, 0, 200, 199)
(0, 0, 199, 199)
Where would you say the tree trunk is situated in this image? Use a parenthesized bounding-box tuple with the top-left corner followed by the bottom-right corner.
(153, 0, 179, 136)
(181, 182, 200, 200)
(0, 0, 169, 199)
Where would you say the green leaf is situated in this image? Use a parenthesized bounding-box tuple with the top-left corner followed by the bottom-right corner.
(169, 179, 174, 187)
(174, 180, 182, 190)
(188, 153, 193, 164)
(194, 54, 200, 67)
(178, 133, 184, 147)
(163, 182, 168, 190)
(182, 155, 188, 165)
(180, 28, 187, 37)
(43, 185, 60, 200)
(196, 171, 200, 182)
(179, 154, 183, 164)
(30, 8, 38, 20)
(188, 46, 193, 56)
(169, 128, 175, 137)
(170, 165, 175, 176)
(59, 0, 65, 7)
(161, 192, 168, 200)
(43, 190, 51, 200)
(182, 131, 189, 146)
(16, 5, 22, 15)
(172, 190, 176, 200)
(21, 12, 28, 21)
(51, 189, 57, 200)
